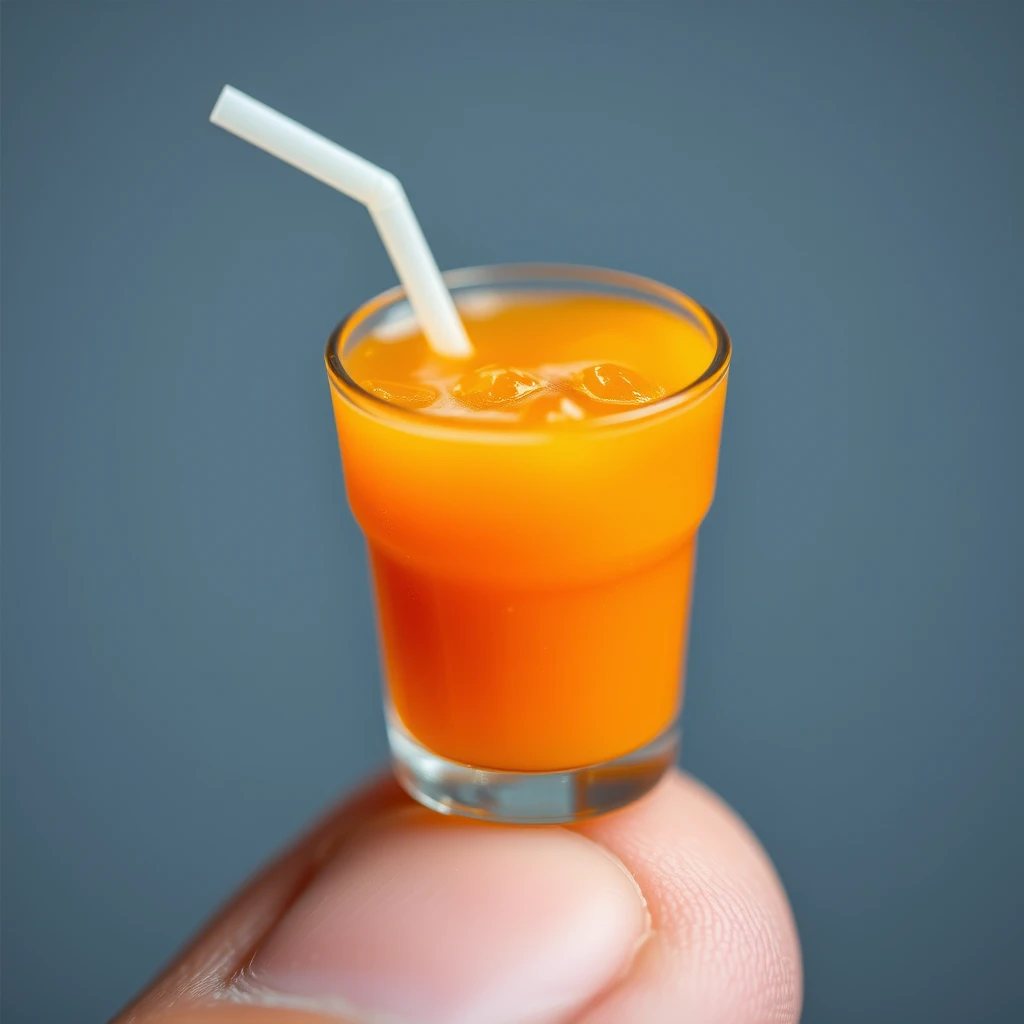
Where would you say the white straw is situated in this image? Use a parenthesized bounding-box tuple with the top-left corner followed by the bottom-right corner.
(210, 85, 472, 359)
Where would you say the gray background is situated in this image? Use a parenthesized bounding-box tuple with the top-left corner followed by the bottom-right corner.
(2, 2, 1022, 1021)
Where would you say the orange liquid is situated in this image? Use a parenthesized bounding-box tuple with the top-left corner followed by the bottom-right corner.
(329, 292, 728, 771)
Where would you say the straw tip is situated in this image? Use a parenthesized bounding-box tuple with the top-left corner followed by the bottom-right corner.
(209, 85, 238, 126)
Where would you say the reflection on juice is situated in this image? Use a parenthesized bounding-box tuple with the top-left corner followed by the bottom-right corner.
(329, 291, 728, 772)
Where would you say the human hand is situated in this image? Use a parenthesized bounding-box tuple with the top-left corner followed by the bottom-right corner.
(116, 770, 801, 1024)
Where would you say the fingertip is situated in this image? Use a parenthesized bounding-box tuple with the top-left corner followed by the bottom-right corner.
(122, 769, 802, 1024)
(575, 769, 803, 1023)
(245, 810, 650, 1024)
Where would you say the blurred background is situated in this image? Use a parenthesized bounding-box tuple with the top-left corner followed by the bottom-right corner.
(2, 2, 1022, 1021)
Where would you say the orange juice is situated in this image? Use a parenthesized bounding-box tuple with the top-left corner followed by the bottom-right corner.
(326, 266, 730, 783)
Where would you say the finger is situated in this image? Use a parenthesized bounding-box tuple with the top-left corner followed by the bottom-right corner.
(116, 776, 407, 1021)
(120, 770, 801, 1024)
(574, 771, 802, 1023)
(241, 810, 649, 1024)
(120, 778, 649, 1024)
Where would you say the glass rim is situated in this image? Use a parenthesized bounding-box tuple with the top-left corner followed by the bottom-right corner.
(325, 262, 732, 433)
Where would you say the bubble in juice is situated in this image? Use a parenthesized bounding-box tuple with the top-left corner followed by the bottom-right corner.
(572, 363, 665, 405)
(452, 365, 546, 410)
(364, 380, 439, 409)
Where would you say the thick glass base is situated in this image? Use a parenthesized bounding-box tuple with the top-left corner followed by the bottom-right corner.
(387, 715, 679, 824)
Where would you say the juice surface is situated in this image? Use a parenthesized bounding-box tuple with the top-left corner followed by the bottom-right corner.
(331, 291, 728, 771)
(344, 294, 713, 427)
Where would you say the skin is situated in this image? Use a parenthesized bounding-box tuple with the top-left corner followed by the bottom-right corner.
(114, 771, 802, 1024)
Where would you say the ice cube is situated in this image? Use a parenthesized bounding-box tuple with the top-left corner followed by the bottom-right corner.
(452, 365, 546, 409)
(363, 379, 439, 409)
(571, 363, 665, 405)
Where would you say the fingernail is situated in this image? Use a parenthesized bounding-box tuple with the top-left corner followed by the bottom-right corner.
(240, 810, 648, 1024)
